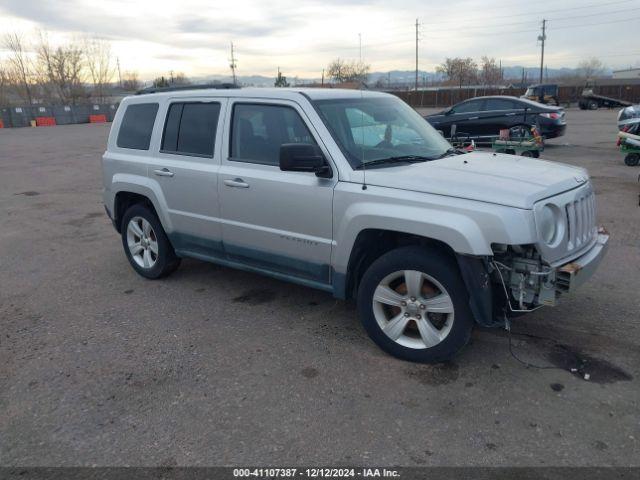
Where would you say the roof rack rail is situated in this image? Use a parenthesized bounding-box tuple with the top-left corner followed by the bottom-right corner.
(135, 83, 240, 95)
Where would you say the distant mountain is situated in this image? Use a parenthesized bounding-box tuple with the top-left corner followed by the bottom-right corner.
(189, 73, 322, 87)
(185, 65, 613, 88)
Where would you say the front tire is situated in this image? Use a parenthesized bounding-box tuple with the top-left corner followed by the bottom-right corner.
(121, 204, 181, 279)
(357, 246, 474, 363)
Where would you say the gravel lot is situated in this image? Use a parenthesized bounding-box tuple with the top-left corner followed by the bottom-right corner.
(1, 108, 639, 467)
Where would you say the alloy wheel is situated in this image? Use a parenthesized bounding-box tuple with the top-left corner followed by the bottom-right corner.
(126, 216, 159, 269)
(372, 270, 454, 349)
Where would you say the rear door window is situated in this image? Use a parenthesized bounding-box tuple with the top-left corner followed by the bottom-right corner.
(117, 103, 159, 150)
(484, 99, 516, 111)
(452, 100, 483, 114)
(161, 102, 221, 157)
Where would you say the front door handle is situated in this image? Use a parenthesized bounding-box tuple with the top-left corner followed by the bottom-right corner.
(468, 116, 479, 120)
(153, 168, 174, 177)
(224, 178, 250, 188)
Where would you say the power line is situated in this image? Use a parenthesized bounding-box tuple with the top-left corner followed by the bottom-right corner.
(417, 6, 640, 33)
(419, 0, 636, 25)
(421, 15, 640, 39)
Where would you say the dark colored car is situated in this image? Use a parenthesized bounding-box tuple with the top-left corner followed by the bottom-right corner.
(425, 96, 566, 141)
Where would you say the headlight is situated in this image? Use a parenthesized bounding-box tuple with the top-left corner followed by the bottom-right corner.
(539, 204, 559, 245)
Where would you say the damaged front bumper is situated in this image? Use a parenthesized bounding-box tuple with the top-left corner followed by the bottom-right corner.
(555, 228, 610, 295)
(493, 227, 610, 311)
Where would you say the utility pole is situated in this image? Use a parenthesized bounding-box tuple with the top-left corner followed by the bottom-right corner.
(358, 33, 362, 63)
(416, 18, 420, 92)
(229, 42, 238, 86)
(116, 57, 122, 88)
(321, 69, 325, 86)
(538, 19, 546, 84)
(415, 18, 419, 92)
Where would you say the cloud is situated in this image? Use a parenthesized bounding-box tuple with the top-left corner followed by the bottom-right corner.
(178, 17, 278, 37)
(0, 0, 635, 77)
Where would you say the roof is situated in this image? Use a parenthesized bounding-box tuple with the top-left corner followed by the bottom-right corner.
(455, 95, 557, 109)
(125, 87, 389, 104)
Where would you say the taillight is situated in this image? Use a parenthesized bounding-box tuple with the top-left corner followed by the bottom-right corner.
(617, 125, 629, 146)
(540, 112, 560, 120)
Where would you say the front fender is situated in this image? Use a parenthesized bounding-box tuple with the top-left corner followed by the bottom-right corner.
(332, 183, 537, 274)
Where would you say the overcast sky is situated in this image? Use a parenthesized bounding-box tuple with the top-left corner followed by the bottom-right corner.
(0, 0, 638, 79)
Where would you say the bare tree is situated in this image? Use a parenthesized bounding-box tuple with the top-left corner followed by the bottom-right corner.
(436, 57, 478, 89)
(479, 56, 502, 86)
(577, 57, 605, 80)
(3, 32, 34, 104)
(121, 70, 141, 91)
(172, 72, 190, 85)
(84, 38, 115, 103)
(35, 32, 85, 104)
(327, 58, 370, 83)
(0, 61, 10, 105)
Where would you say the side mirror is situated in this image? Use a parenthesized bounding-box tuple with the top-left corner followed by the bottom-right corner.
(444, 108, 453, 115)
(279, 143, 331, 177)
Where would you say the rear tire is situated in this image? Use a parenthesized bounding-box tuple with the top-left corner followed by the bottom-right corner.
(121, 204, 181, 279)
(357, 246, 474, 363)
(588, 100, 599, 110)
(624, 153, 640, 166)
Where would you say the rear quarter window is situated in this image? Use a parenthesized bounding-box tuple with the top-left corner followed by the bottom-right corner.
(117, 103, 159, 150)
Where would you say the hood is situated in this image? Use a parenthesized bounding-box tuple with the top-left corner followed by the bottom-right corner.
(360, 152, 588, 209)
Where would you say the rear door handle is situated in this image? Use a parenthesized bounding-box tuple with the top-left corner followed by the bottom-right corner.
(224, 178, 250, 188)
(505, 113, 516, 116)
(469, 116, 479, 120)
(153, 168, 174, 177)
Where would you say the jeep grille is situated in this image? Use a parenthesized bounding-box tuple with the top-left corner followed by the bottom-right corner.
(565, 189, 596, 251)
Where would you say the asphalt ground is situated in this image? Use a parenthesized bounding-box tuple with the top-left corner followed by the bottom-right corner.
(1, 108, 639, 466)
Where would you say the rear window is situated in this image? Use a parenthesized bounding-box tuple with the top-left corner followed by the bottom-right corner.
(161, 102, 221, 157)
(117, 103, 159, 150)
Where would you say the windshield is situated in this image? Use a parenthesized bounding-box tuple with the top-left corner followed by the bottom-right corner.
(524, 87, 537, 97)
(313, 96, 452, 169)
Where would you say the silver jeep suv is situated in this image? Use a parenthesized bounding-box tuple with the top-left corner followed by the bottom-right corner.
(102, 86, 609, 363)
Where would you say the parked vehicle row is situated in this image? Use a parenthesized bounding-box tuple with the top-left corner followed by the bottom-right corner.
(424, 95, 566, 142)
(102, 86, 608, 363)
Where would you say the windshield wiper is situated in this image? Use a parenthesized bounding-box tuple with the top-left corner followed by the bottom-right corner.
(431, 148, 464, 160)
(355, 155, 431, 170)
